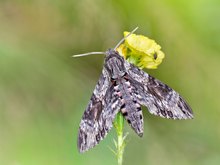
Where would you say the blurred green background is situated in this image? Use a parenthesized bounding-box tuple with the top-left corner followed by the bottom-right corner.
(1, 0, 220, 165)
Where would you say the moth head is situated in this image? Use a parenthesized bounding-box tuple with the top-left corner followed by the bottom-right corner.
(104, 49, 126, 79)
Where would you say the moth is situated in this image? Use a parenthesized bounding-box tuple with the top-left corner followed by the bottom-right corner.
(74, 28, 193, 153)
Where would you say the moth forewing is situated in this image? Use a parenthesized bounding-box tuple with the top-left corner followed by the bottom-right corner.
(124, 59, 193, 119)
(77, 57, 122, 153)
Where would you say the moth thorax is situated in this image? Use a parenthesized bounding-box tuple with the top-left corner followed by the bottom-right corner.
(106, 57, 125, 79)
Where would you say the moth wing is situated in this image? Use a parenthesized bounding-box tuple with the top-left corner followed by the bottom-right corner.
(124, 61, 193, 119)
(78, 68, 121, 153)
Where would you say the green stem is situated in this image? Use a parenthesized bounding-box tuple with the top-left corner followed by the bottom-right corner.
(113, 113, 126, 165)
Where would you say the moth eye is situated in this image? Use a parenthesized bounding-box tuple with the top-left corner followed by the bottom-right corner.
(153, 53, 157, 60)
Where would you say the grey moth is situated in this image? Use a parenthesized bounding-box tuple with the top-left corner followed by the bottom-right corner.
(74, 28, 193, 153)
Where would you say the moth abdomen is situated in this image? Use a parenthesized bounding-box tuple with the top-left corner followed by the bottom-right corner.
(120, 98, 144, 136)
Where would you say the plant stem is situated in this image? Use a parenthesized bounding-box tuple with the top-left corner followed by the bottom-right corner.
(113, 113, 125, 165)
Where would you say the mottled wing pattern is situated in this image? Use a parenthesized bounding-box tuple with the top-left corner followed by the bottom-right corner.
(124, 61, 193, 119)
(78, 69, 122, 153)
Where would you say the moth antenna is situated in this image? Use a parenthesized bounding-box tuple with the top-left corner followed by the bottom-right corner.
(72, 52, 105, 58)
(114, 26, 139, 51)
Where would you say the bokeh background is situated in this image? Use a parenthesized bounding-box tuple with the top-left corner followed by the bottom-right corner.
(1, 0, 220, 165)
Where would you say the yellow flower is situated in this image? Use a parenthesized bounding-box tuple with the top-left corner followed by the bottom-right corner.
(117, 31, 165, 69)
